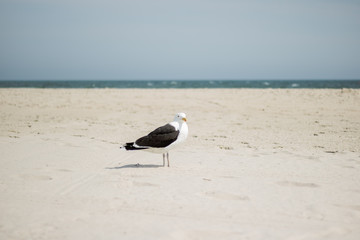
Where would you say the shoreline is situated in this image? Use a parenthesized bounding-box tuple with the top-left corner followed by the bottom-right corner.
(1, 79, 360, 89)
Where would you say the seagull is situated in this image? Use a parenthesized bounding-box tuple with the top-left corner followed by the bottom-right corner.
(121, 113, 188, 167)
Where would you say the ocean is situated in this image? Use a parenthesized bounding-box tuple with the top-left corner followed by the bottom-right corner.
(0, 80, 359, 89)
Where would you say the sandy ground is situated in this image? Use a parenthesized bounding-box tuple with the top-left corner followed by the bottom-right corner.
(0, 88, 360, 240)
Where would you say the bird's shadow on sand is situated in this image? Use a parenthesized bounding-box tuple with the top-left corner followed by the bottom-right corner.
(106, 163, 164, 169)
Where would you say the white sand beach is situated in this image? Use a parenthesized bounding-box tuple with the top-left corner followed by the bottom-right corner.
(0, 88, 360, 240)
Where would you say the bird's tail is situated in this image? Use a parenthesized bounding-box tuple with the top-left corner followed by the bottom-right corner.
(120, 142, 147, 151)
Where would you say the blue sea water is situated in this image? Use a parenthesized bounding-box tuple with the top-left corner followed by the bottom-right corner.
(0, 80, 359, 89)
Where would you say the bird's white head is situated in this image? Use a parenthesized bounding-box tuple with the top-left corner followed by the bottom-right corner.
(174, 112, 187, 123)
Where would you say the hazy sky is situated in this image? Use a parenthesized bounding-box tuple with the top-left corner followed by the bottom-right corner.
(1, 0, 359, 80)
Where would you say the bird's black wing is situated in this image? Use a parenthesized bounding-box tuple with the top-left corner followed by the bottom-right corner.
(135, 124, 179, 148)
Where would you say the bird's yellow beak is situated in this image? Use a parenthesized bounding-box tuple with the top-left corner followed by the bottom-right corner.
(182, 117, 187, 122)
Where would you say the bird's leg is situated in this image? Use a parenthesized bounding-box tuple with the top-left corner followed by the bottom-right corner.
(162, 153, 165, 167)
(167, 152, 170, 167)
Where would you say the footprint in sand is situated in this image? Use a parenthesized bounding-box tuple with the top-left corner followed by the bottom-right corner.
(218, 145, 234, 150)
(335, 204, 360, 212)
(132, 181, 159, 187)
(277, 181, 319, 188)
(204, 191, 250, 201)
(21, 174, 53, 181)
(57, 169, 72, 172)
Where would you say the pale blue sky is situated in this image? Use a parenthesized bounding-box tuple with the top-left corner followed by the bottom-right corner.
(1, 0, 359, 80)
